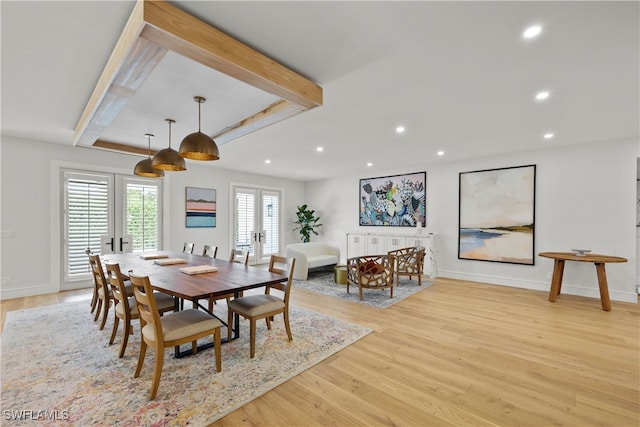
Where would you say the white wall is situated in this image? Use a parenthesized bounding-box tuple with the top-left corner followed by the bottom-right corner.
(0, 136, 305, 299)
(306, 138, 638, 303)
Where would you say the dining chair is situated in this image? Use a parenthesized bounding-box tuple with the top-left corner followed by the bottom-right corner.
(88, 253, 112, 330)
(105, 262, 174, 358)
(229, 248, 249, 265)
(130, 272, 222, 400)
(387, 246, 425, 286)
(226, 255, 295, 358)
(86, 248, 98, 314)
(202, 244, 218, 258)
(203, 247, 248, 313)
(183, 242, 195, 254)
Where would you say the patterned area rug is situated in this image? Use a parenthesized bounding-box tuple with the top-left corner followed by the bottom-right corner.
(0, 300, 370, 426)
(294, 271, 432, 308)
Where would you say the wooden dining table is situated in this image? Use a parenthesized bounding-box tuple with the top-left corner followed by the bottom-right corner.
(103, 251, 287, 356)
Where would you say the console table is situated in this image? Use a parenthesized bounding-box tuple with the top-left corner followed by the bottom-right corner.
(539, 252, 628, 311)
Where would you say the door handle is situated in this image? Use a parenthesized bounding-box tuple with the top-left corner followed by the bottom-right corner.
(119, 237, 129, 252)
(105, 237, 114, 250)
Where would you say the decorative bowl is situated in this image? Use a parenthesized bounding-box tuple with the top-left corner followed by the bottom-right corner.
(571, 249, 591, 256)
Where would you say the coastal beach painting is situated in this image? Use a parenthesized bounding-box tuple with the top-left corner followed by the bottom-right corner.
(186, 187, 216, 228)
(458, 165, 535, 265)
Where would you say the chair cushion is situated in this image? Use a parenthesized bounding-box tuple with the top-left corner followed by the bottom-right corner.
(115, 297, 138, 316)
(227, 295, 284, 317)
(141, 309, 221, 343)
(359, 260, 384, 274)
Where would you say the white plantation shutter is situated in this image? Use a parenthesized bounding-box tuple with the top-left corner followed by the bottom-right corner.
(65, 172, 111, 278)
(125, 181, 160, 252)
(262, 192, 279, 256)
(235, 190, 255, 253)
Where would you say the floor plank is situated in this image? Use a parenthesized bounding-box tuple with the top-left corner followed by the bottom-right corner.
(1, 275, 638, 426)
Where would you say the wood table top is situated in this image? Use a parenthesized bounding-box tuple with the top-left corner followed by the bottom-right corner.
(103, 252, 287, 301)
(538, 252, 628, 263)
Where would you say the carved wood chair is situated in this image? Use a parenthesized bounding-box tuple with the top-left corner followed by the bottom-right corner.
(130, 273, 222, 400)
(346, 254, 395, 301)
(387, 246, 425, 286)
(226, 255, 295, 358)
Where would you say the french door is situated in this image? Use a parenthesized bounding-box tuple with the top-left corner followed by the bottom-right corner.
(62, 170, 162, 289)
(232, 186, 281, 265)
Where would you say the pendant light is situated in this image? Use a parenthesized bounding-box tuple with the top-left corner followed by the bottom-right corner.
(133, 133, 164, 178)
(179, 96, 220, 161)
(152, 119, 186, 171)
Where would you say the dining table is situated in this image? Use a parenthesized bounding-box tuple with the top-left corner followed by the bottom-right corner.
(102, 251, 287, 357)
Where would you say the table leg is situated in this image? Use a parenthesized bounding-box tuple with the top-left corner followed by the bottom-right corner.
(594, 262, 612, 311)
(548, 259, 565, 302)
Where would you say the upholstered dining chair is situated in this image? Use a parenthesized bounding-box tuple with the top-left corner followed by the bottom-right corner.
(229, 248, 249, 265)
(105, 262, 174, 358)
(183, 242, 195, 254)
(346, 254, 395, 301)
(88, 253, 114, 330)
(226, 255, 295, 358)
(387, 246, 425, 286)
(204, 248, 249, 313)
(202, 244, 218, 258)
(86, 248, 99, 314)
(129, 272, 222, 400)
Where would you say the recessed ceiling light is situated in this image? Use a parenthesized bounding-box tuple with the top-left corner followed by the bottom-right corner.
(535, 91, 550, 101)
(523, 25, 542, 39)
(543, 133, 554, 139)
(396, 126, 405, 134)
(437, 150, 445, 156)
(367, 162, 373, 167)
(265, 159, 271, 164)
(316, 146, 324, 152)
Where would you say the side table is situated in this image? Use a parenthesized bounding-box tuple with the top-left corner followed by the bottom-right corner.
(538, 252, 627, 311)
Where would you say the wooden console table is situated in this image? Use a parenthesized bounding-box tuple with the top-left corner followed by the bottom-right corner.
(539, 252, 628, 311)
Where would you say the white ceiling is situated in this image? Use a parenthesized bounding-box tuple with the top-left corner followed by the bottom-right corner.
(2, 1, 638, 181)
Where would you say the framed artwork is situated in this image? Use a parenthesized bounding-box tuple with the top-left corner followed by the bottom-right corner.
(359, 171, 426, 227)
(458, 165, 535, 265)
(637, 180, 640, 227)
(185, 187, 216, 228)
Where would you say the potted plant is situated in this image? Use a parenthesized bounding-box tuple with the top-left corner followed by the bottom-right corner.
(292, 204, 323, 242)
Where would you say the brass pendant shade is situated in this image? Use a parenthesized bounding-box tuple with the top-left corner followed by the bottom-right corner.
(179, 96, 220, 161)
(152, 119, 186, 171)
(134, 133, 164, 178)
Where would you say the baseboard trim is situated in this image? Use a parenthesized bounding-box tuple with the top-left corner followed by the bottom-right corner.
(438, 270, 638, 304)
(1, 283, 57, 300)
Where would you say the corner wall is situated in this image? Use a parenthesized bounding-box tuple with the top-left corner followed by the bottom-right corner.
(306, 138, 638, 303)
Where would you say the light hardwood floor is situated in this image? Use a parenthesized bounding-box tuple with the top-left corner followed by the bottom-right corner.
(1, 277, 638, 426)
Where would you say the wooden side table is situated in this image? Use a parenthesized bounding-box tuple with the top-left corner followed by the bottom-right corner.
(539, 252, 628, 311)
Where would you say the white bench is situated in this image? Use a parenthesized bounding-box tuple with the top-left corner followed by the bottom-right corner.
(284, 242, 340, 280)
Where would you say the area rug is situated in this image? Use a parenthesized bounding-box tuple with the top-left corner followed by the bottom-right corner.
(294, 272, 432, 308)
(0, 300, 371, 426)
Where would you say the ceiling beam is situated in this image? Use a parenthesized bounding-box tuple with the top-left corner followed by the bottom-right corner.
(74, 0, 323, 151)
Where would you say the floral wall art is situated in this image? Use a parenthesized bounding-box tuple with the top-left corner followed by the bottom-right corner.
(458, 165, 536, 265)
(359, 171, 426, 227)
